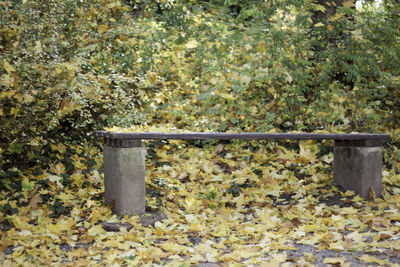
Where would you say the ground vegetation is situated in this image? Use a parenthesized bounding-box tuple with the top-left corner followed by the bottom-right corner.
(1, 0, 399, 265)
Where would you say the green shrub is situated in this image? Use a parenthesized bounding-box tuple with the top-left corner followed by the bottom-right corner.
(0, 0, 147, 172)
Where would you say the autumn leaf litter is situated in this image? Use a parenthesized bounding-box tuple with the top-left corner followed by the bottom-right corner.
(1, 136, 400, 266)
(1, 0, 400, 265)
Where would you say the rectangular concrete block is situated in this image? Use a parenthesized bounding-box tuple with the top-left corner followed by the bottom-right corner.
(334, 145, 383, 199)
(104, 144, 146, 215)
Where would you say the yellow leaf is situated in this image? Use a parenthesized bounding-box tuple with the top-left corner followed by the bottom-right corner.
(391, 213, 400, 221)
(315, 5, 326, 12)
(244, 44, 253, 51)
(323, 257, 348, 265)
(88, 170, 102, 183)
(322, 154, 333, 164)
(0, 74, 14, 88)
(238, 245, 263, 258)
(299, 143, 317, 162)
(35, 40, 43, 53)
(268, 253, 287, 265)
(260, 259, 281, 267)
(104, 251, 118, 265)
(304, 224, 317, 233)
(329, 13, 344, 21)
(342, 190, 355, 197)
(186, 39, 198, 49)
(352, 195, 364, 202)
(358, 255, 386, 265)
(3, 59, 15, 74)
(53, 66, 63, 75)
(7, 215, 31, 230)
(340, 207, 357, 215)
(98, 24, 108, 34)
(51, 143, 66, 154)
(160, 242, 188, 253)
(88, 207, 111, 224)
(87, 224, 106, 237)
(47, 218, 76, 235)
(343, 0, 355, 8)
(22, 93, 34, 104)
(46, 173, 63, 188)
(329, 241, 345, 251)
(70, 173, 85, 187)
(10, 107, 18, 116)
(1, 89, 16, 98)
(0, 238, 13, 251)
(211, 225, 229, 237)
(146, 72, 158, 85)
(50, 162, 66, 176)
(240, 75, 251, 85)
(346, 231, 365, 242)
(314, 22, 325, 27)
(185, 196, 203, 213)
(385, 193, 400, 204)
(106, 1, 120, 9)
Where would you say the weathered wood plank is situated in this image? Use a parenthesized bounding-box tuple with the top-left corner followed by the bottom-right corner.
(95, 131, 390, 141)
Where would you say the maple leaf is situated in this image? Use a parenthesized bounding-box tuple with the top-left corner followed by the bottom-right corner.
(3, 59, 16, 74)
(21, 178, 35, 192)
(323, 257, 349, 266)
(28, 193, 43, 209)
(46, 218, 76, 235)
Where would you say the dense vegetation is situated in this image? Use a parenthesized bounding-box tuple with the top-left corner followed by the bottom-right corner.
(1, 0, 399, 265)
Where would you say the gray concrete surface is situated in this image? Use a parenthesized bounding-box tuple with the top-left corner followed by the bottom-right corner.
(104, 144, 146, 215)
(334, 146, 382, 198)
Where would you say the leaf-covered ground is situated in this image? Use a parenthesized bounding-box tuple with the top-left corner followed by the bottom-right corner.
(1, 0, 400, 265)
(1, 138, 400, 265)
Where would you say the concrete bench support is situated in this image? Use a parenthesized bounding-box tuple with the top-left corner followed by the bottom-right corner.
(104, 138, 146, 215)
(334, 140, 383, 198)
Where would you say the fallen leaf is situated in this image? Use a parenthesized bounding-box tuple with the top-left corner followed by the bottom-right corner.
(28, 193, 42, 209)
(323, 256, 348, 266)
(3, 59, 16, 74)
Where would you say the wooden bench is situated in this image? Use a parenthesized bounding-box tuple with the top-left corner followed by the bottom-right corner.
(95, 131, 390, 215)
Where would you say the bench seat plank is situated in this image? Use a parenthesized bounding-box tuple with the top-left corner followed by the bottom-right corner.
(96, 131, 390, 141)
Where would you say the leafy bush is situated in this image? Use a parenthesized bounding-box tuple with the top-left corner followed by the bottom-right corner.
(138, 0, 400, 133)
(0, 0, 148, 172)
(1, 0, 399, 179)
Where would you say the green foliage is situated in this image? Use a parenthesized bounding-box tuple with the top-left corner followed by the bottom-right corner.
(1, 0, 399, 187)
(308, 1, 400, 131)
(0, 0, 149, 172)
(136, 0, 399, 133)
